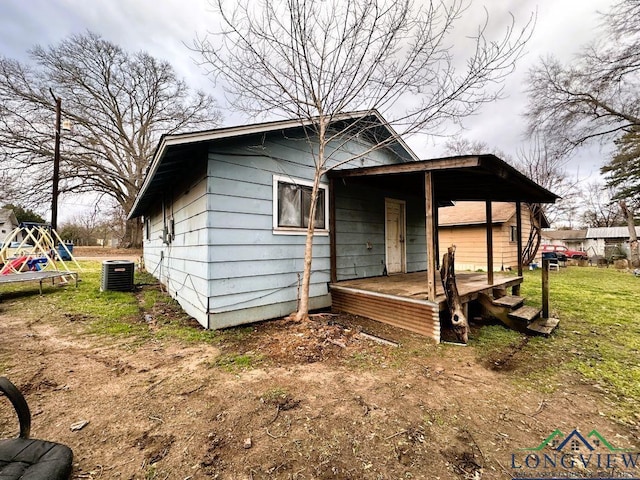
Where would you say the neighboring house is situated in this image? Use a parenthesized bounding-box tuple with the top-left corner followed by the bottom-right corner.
(584, 226, 640, 259)
(129, 110, 558, 339)
(541, 229, 587, 253)
(0, 208, 19, 241)
(438, 202, 549, 271)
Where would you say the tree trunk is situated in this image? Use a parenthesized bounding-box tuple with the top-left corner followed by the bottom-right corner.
(440, 246, 469, 343)
(522, 203, 543, 265)
(121, 217, 142, 248)
(620, 201, 639, 267)
(291, 172, 321, 321)
(291, 118, 327, 322)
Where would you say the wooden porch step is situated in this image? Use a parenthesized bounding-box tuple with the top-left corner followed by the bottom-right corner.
(508, 306, 541, 323)
(491, 295, 524, 309)
(527, 317, 560, 336)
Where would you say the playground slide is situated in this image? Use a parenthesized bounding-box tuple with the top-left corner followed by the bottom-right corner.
(0, 256, 29, 275)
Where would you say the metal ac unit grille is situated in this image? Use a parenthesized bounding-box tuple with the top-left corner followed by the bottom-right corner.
(101, 260, 134, 292)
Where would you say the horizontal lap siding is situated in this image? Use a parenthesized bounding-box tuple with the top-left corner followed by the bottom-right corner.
(143, 129, 414, 330)
(439, 226, 489, 271)
(143, 168, 210, 326)
(143, 206, 164, 279)
(438, 207, 534, 271)
(206, 132, 409, 328)
(335, 185, 385, 278)
(335, 182, 426, 281)
(495, 224, 516, 269)
(206, 135, 317, 327)
(503, 210, 533, 269)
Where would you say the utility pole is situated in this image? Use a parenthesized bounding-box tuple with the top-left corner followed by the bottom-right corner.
(50, 88, 61, 231)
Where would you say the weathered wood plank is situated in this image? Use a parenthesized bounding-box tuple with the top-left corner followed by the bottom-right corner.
(516, 201, 523, 278)
(492, 295, 525, 308)
(477, 293, 528, 332)
(486, 201, 494, 285)
(425, 172, 437, 301)
(330, 157, 481, 177)
(508, 305, 541, 322)
(334, 271, 523, 301)
(527, 317, 560, 336)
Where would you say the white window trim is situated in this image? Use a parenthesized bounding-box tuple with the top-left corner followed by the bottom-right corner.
(272, 174, 330, 236)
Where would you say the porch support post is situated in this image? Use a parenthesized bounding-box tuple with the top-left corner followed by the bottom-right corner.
(486, 201, 494, 285)
(329, 177, 337, 284)
(542, 258, 550, 318)
(514, 201, 523, 295)
(434, 196, 440, 270)
(425, 172, 437, 302)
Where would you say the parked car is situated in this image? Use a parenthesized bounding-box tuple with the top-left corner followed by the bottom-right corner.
(541, 244, 587, 260)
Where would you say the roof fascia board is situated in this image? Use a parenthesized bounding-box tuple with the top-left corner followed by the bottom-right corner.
(329, 156, 481, 178)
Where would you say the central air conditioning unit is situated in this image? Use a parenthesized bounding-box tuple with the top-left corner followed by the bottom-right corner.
(101, 260, 135, 292)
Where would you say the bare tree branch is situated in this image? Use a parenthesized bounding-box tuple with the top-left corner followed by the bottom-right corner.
(191, 0, 535, 320)
(0, 31, 221, 246)
(525, 0, 640, 153)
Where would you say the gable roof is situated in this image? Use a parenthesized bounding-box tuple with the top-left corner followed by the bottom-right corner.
(129, 110, 418, 219)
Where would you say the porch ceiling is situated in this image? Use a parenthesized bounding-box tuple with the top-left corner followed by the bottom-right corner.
(329, 154, 559, 204)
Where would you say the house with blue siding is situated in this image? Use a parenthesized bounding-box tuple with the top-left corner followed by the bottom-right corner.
(129, 110, 558, 341)
(128, 111, 422, 329)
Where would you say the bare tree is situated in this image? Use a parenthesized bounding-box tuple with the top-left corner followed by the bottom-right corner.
(193, 0, 534, 321)
(580, 182, 625, 228)
(525, 0, 640, 152)
(442, 135, 511, 160)
(514, 135, 578, 225)
(526, 0, 640, 262)
(0, 32, 221, 247)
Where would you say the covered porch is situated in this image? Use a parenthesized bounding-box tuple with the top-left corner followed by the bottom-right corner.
(327, 154, 558, 342)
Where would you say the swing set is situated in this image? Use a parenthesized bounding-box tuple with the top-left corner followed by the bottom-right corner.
(0, 224, 80, 294)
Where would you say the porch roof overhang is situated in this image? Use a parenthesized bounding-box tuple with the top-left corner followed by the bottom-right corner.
(328, 154, 559, 204)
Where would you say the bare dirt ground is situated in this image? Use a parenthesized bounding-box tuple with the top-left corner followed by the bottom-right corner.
(0, 283, 638, 479)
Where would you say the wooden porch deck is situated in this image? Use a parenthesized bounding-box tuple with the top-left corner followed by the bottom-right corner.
(330, 272, 522, 342)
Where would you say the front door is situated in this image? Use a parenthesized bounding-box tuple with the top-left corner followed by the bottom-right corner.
(385, 198, 406, 274)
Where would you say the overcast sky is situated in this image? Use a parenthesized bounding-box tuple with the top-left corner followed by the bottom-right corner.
(0, 0, 618, 220)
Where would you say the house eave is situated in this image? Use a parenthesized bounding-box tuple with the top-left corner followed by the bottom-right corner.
(128, 110, 420, 219)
